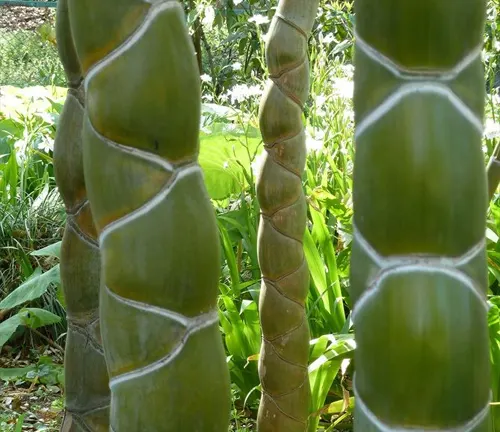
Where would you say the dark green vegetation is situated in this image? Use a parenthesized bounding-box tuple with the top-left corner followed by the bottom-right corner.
(1, 0, 500, 431)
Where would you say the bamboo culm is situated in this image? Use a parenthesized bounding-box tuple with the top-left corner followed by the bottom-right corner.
(256, 1, 319, 431)
(54, 0, 109, 429)
(351, 0, 491, 430)
(65, 0, 231, 429)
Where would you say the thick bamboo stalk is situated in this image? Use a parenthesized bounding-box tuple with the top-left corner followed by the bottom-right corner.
(53, 0, 110, 430)
(256, 1, 319, 431)
(65, 0, 231, 430)
(351, 0, 491, 430)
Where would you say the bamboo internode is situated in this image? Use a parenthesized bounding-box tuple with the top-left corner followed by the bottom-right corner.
(351, 0, 491, 430)
(256, 1, 319, 430)
(54, 0, 110, 430)
(64, 0, 231, 429)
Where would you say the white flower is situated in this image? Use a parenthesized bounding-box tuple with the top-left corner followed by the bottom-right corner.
(202, 6, 215, 29)
(202, 94, 214, 102)
(226, 84, 262, 104)
(233, 0, 243, 4)
(322, 33, 335, 45)
(14, 139, 27, 164)
(345, 108, 354, 123)
(341, 64, 355, 78)
(14, 138, 27, 153)
(331, 78, 354, 99)
(305, 129, 324, 153)
(315, 94, 327, 108)
(37, 111, 55, 125)
(39, 137, 54, 153)
(485, 118, 500, 139)
(249, 14, 270, 25)
(232, 62, 242, 71)
(200, 74, 212, 83)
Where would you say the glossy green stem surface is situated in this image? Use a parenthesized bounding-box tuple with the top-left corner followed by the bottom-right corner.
(54, 0, 109, 430)
(351, 0, 490, 430)
(256, 1, 319, 431)
(66, 0, 231, 430)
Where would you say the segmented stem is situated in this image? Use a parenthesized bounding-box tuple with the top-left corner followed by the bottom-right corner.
(67, 0, 230, 429)
(54, 0, 110, 429)
(351, 0, 491, 430)
(256, 1, 319, 431)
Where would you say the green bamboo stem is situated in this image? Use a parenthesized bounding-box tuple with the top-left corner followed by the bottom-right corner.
(351, 0, 490, 430)
(256, 1, 319, 431)
(66, 0, 231, 429)
(53, 0, 110, 430)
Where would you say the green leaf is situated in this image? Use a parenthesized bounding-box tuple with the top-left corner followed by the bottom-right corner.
(487, 227, 499, 243)
(218, 220, 240, 296)
(307, 334, 356, 432)
(0, 265, 60, 310)
(324, 396, 355, 414)
(240, 299, 261, 356)
(15, 413, 26, 432)
(19, 308, 61, 329)
(0, 365, 36, 381)
(199, 129, 262, 200)
(309, 206, 345, 332)
(0, 313, 23, 350)
(30, 241, 62, 259)
(0, 118, 22, 141)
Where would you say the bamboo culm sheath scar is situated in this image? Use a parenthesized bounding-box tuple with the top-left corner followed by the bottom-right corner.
(54, 0, 110, 430)
(351, 0, 491, 430)
(256, 0, 319, 430)
(62, 0, 232, 430)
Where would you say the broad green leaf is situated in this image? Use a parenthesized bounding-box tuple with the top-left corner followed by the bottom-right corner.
(324, 396, 355, 414)
(307, 334, 356, 432)
(0, 365, 36, 381)
(309, 335, 330, 364)
(218, 220, 240, 296)
(487, 227, 499, 243)
(0, 313, 23, 350)
(30, 241, 62, 259)
(220, 294, 249, 359)
(308, 358, 340, 432)
(0, 118, 22, 140)
(240, 299, 261, 355)
(5, 149, 18, 204)
(309, 206, 345, 332)
(19, 308, 61, 329)
(0, 264, 60, 310)
(15, 413, 26, 432)
(199, 129, 262, 200)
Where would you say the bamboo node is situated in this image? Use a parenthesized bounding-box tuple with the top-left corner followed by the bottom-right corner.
(353, 374, 492, 432)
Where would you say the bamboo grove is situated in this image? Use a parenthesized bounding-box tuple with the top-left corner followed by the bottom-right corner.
(52, 0, 493, 430)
